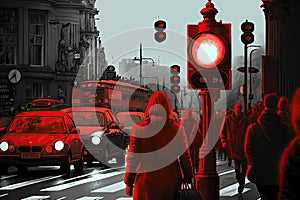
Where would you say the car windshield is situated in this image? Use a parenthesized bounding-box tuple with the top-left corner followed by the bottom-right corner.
(8, 116, 66, 133)
(68, 111, 104, 126)
(117, 114, 143, 127)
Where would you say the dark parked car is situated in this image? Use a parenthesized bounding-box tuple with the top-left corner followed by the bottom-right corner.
(61, 107, 127, 166)
(0, 110, 84, 175)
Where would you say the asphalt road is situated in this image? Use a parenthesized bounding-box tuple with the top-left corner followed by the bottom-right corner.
(0, 158, 261, 200)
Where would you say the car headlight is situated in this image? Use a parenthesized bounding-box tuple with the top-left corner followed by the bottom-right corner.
(0, 141, 9, 151)
(91, 131, 103, 145)
(54, 141, 64, 151)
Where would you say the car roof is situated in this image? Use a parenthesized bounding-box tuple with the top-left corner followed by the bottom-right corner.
(61, 107, 111, 113)
(116, 111, 144, 115)
(32, 98, 61, 103)
(15, 110, 66, 117)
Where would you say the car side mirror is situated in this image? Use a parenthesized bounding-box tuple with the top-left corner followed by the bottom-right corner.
(71, 127, 80, 134)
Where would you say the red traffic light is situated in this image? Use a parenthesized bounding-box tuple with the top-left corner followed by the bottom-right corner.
(154, 20, 166, 31)
(170, 75, 180, 84)
(241, 33, 254, 45)
(241, 20, 254, 45)
(171, 85, 180, 93)
(154, 32, 166, 42)
(170, 65, 180, 74)
(241, 21, 254, 32)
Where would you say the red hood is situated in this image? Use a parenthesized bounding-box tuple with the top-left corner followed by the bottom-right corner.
(2, 133, 68, 146)
(76, 126, 104, 136)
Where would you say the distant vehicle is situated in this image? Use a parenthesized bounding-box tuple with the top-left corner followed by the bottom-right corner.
(116, 111, 145, 147)
(116, 111, 145, 135)
(0, 111, 84, 175)
(61, 107, 127, 166)
(31, 98, 68, 110)
(72, 80, 150, 112)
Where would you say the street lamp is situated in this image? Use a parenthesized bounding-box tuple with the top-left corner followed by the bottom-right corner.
(248, 46, 261, 108)
(133, 43, 155, 85)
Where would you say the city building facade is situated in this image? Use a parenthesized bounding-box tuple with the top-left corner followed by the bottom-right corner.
(0, 0, 103, 114)
(261, 0, 300, 99)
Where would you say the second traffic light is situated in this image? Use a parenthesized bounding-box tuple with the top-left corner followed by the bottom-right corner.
(154, 20, 166, 43)
(241, 20, 254, 45)
(170, 65, 180, 93)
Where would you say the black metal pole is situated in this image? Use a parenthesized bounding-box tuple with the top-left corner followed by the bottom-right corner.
(139, 43, 142, 86)
(243, 44, 248, 112)
(248, 49, 259, 109)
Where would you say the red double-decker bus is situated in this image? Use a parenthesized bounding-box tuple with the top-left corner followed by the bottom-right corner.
(72, 80, 150, 112)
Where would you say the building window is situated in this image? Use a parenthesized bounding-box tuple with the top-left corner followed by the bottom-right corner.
(0, 9, 18, 65)
(26, 82, 49, 102)
(28, 10, 45, 66)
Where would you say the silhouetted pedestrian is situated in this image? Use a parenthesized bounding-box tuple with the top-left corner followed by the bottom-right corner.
(181, 108, 202, 173)
(279, 88, 300, 200)
(245, 93, 289, 200)
(124, 91, 193, 200)
(221, 102, 250, 196)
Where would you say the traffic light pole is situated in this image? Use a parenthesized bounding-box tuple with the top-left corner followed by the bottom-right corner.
(243, 44, 248, 112)
(248, 48, 259, 109)
(196, 89, 220, 200)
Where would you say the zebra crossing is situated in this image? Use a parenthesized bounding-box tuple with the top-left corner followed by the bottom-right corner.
(0, 160, 261, 200)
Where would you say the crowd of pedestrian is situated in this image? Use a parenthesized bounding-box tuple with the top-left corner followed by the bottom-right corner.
(123, 88, 300, 200)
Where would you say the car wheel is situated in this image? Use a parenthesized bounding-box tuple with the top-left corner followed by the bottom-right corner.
(74, 151, 84, 172)
(60, 152, 71, 175)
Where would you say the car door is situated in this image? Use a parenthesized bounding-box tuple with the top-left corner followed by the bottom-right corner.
(104, 111, 124, 155)
(65, 115, 82, 160)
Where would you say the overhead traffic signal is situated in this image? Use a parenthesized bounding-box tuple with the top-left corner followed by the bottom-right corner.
(170, 65, 180, 93)
(103, 65, 116, 80)
(187, 15, 231, 90)
(154, 20, 166, 43)
(241, 20, 254, 45)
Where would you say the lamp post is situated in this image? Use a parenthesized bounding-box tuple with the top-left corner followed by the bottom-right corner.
(133, 43, 155, 86)
(243, 44, 261, 112)
(248, 47, 260, 108)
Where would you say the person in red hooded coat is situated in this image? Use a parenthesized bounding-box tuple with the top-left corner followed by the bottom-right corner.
(279, 88, 300, 200)
(124, 91, 193, 200)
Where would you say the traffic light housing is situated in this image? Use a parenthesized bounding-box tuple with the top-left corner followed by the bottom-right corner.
(154, 20, 166, 43)
(103, 65, 116, 80)
(241, 20, 254, 45)
(170, 65, 180, 93)
(187, 20, 231, 90)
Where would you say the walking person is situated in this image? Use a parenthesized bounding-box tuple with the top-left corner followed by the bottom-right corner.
(181, 108, 202, 173)
(279, 88, 300, 200)
(124, 91, 194, 200)
(244, 93, 289, 200)
(220, 102, 250, 196)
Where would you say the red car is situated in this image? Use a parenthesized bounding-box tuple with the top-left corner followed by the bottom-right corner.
(0, 111, 84, 175)
(61, 107, 127, 167)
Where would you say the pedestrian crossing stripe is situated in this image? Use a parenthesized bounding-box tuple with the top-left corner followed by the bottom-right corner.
(76, 197, 104, 200)
(41, 171, 124, 192)
(91, 182, 126, 193)
(21, 196, 50, 200)
(219, 178, 250, 197)
(0, 194, 8, 198)
(0, 175, 63, 190)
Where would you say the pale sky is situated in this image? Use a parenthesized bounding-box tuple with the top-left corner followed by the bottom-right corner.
(95, 0, 265, 76)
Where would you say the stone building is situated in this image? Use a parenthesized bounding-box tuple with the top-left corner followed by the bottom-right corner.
(0, 0, 103, 114)
(261, 0, 300, 99)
